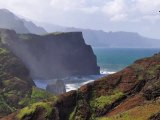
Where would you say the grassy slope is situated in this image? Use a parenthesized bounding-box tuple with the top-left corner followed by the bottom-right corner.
(99, 100, 160, 120)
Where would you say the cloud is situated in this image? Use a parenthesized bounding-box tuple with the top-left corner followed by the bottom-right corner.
(102, 0, 126, 15)
(0, 0, 158, 22)
(135, 0, 160, 14)
(141, 15, 160, 23)
(50, 0, 84, 11)
(110, 14, 128, 21)
(101, 0, 128, 21)
(0, 0, 159, 38)
(0, 0, 52, 20)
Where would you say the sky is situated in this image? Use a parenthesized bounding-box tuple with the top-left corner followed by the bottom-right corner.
(0, 0, 160, 39)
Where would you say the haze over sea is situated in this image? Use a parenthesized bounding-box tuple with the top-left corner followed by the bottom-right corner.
(35, 48, 160, 92)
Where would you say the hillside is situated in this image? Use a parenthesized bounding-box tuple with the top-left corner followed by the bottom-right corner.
(2, 53, 159, 120)
(40, 24, 160, 48)
(0, 9, 46, 35)
(0, 39, 58, 119)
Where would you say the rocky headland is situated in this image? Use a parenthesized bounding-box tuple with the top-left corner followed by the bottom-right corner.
(0, 28, 100, 80)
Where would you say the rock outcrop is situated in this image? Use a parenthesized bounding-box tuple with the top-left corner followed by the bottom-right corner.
(46, 80, 66, 95)
(0, 28, 100, 79)
(10, 53, 160, 120)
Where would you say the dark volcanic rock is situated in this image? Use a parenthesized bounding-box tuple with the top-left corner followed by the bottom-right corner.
(0, 28, 100, 79)
(46, 80, 66, 95)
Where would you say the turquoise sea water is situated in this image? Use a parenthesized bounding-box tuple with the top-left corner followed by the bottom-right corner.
(93, 48, 160, 73)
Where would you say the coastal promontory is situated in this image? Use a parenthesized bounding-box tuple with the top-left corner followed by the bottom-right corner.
(0, 29, 100, 80)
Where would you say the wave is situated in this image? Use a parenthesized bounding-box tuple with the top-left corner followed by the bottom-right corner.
(65, 80, 95, 92)
(100, 69, 116, 75)
(65, 70, 116, 92)
(34, 70, 117, 92)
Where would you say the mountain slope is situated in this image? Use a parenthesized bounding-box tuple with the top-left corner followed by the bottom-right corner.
(0, 9, 46, 35)
(4, 53, 160, 120)
(0, 35, 57, 118)
(40, 24, 160, 48)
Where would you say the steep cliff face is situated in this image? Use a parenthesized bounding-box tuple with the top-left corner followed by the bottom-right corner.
(0, 29, 100, 79)
(10, 53, 160, 120)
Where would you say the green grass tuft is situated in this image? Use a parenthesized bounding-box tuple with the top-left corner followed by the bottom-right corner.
(90, 92, 124, 109)
(17, 102, 53, 120)
(0, 48, 8, 55)
(69, 107, 77, 120)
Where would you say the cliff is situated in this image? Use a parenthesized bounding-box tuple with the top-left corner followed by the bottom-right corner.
(0, 29, 100, 79)
(8, 53, 160, 120)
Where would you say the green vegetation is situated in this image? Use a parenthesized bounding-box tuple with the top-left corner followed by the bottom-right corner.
(0, 40, 58, 118)
(131, 64, 144, 73)
(147, 69, 155, 76)
(0, 48, 8, 54)
(146, 65, 160, 76)
(3, 90, 16, 97)
(90, 92, 124, 109)
(0, 95, 16, 114)
(138, 75, 143, 81)
(17, 102, 53, 120)
(19, 87, 57, 106)
(2, 79, 11, 86)
(69, 107, 77, 120)
(31, 87, 55, 102)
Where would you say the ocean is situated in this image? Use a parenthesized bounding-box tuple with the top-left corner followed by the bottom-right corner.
(34, 48, 160, 92)
(93, 48, 160, 74)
